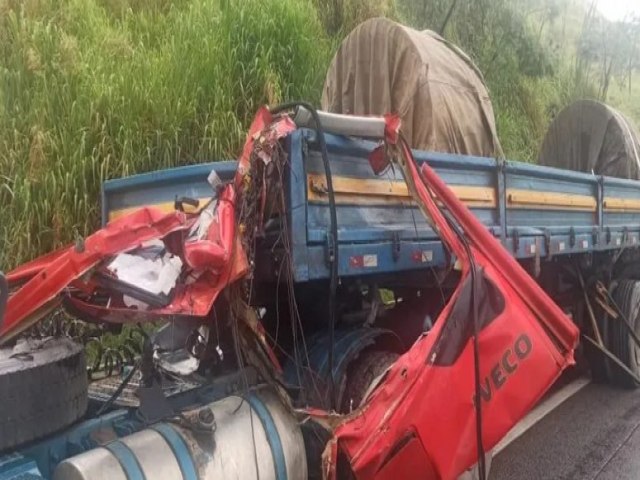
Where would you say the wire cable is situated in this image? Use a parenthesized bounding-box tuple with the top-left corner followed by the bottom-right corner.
(269, 101, 339, 410)
(400, 135, 486, 480)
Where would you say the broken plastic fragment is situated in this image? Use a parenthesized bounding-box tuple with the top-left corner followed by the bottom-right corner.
(107, 251, 183, 297)
(188, 201, 216, 241)
(154, 349, 200, 376)
(207, 169, 222, 190)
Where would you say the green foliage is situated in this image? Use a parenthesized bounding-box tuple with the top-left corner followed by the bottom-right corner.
(396, 0, 639, 161)
(574, 7, 640, 102)
(1, 0, 639, 268)
(0, 0, 331, 269)
(397, 0, 567, 160)
(313, 0, 396, 36)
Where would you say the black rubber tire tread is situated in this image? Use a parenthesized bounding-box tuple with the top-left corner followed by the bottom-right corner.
(0, 338, 88, 452)
(609, 280, 640, 388)
(341, 350, 399, 413)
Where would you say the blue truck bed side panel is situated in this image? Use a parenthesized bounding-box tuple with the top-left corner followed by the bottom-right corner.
(101, 129, 640, 283)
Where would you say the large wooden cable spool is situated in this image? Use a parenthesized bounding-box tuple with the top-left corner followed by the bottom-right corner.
(321, 17, 503, 158)
(539, 99, 640, 179)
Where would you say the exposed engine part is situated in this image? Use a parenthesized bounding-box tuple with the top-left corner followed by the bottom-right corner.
(53, 389, 307, 480)
(0, 337, 87, 451)
(151, 320, 213, 377)
(154, 348, 200, 377)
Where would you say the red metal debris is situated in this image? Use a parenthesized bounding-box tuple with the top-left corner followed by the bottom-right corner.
(0, 108, 299, 348)
(1, 208, 191, 342)
(1, 191, 249, 344)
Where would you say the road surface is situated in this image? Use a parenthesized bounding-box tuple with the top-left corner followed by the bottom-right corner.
(491, 382, 640, 479)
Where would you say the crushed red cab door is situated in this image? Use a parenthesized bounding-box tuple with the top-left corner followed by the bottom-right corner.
(325, 116, 579, 480)
(375, 432, 437, 480)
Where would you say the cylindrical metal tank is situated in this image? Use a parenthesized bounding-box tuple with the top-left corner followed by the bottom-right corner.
(53, 389, 307, 480)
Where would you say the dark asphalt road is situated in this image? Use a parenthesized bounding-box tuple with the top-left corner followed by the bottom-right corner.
(491, 383, 640, 480)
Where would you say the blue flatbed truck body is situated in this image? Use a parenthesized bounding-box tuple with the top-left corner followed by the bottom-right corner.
(102, 128, 640, 281)
(5, 127, 640, 480)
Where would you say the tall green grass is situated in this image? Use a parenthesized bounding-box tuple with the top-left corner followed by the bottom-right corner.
(0, 0, 330, 269)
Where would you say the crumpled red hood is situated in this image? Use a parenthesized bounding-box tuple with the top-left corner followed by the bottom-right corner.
(325, 116, 579, 479)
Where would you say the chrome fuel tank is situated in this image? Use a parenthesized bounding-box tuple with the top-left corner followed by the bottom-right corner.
(53, 389, 307, 480)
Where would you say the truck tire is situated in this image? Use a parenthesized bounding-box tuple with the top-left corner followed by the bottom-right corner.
(608, 280, 640, 388)
(0, 337, 88, 451)
(341, 350, 399, 412)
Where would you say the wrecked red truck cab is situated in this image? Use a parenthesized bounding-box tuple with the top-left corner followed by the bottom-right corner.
(0, 107, 587, 480)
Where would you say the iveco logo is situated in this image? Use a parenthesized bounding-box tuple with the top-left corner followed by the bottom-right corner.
(479, 334, 532, 403)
